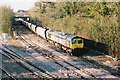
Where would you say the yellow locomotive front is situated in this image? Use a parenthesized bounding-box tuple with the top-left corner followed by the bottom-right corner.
(70, 37, 84, 49)
(69, 37, 84, 55)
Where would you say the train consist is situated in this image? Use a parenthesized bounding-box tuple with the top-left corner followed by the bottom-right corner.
(21, 19, 84, 55)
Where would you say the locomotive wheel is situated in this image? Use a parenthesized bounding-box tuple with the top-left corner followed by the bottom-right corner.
(62, 46, 67, 51)
(72, 49, 77, 56)
(58, 44, 62, 49)
(66, 49, 72, 56)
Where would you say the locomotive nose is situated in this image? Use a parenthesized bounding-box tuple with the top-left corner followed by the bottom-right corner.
(71, 38, 84, 49)
(77, 39, 84, 48)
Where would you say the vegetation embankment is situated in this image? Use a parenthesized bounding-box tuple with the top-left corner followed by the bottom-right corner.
(28, 2, 120, 59)
(0, 6, 14, 35)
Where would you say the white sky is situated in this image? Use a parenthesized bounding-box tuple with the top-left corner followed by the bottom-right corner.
(0, 0, 38, 12)
(0, 0, 119, 12)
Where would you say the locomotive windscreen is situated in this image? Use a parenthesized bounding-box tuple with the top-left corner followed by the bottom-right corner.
(72, 39, 76, 44)
(78, 40, 82, 44)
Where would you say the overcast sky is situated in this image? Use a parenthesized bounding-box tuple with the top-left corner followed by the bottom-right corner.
(0, 0, 119, 12)
(0, 0, 37, 12)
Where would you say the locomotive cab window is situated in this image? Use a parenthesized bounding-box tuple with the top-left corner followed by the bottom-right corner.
(72, 40, 76, 44)
(78, 40, 82, 44)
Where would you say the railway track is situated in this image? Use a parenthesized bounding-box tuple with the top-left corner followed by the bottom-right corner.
(1, 42, 83, 78)
(1, 50, 42, 79)
(74, 45, 120, 77)
(1, 67, 16, 80)
(80, 56, 119, 76)
(15, 25, 118, 79)
(19, 30, 93, 78)
(46, 39, 120, 77)
(1, 44, 57, 78)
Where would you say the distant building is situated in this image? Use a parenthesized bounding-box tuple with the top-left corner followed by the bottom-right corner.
(17, 9, 25, 12)
(15, 9, 29, 17)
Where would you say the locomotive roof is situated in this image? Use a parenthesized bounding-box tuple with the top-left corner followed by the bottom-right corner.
(47, 30, 77, 40)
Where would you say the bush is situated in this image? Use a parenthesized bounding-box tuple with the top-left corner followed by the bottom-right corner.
(0, 6, 14, 35)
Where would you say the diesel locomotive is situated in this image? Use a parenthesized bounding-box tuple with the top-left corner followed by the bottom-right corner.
(21, 19, 84, 55)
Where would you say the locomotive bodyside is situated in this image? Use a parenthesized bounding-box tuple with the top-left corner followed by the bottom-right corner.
(46, 30, 70, 48)
(46, 30, 84, 49)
